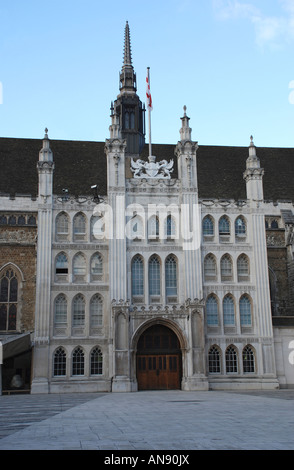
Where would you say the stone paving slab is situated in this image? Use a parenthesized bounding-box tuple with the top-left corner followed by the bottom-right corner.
(0, 390, 294, 450)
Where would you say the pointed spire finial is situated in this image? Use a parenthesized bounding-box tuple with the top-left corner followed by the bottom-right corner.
(180, 106, 192, 141)
(123, 20, 132, 67)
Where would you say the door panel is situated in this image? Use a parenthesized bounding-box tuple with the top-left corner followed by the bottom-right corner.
(137, 354, 181, 390)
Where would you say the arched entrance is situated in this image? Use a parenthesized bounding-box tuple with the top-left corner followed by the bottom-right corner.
(136, 324, 182, 390)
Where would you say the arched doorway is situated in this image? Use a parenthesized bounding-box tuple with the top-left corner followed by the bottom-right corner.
(136, 324, 182, 390)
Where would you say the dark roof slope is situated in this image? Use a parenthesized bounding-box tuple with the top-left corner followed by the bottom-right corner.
(0, 137, 293, 201)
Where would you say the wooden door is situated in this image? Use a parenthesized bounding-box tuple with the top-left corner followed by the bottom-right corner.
(136, 325, 182, 390)
(137, 354, 181, 390)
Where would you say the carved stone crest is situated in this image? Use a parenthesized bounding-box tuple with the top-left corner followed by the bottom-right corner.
(131, 155, 174, 179)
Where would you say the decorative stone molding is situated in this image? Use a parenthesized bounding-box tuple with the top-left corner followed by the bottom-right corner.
(131, 156, 174, 179)
(37, 161, 55, 171)
(243, 167, 264, 182)
(104, 138, 127, 154)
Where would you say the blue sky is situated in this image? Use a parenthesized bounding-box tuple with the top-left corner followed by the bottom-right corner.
(0, 0, 293, 148)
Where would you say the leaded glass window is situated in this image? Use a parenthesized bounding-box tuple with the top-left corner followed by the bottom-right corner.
(91, 347, 103, 375)
(240, 295, 252, 326)
(237, 254, 249, 279)
(208, 346, 221, 373)
(55, 252, 68, 275)
(219, 216, 230, 235)
(223, 295, 235, 325)
(73, 213, 86, 236)
(90, 294, 103, 327)
(132, 255, 144, 296)
(235, 216, 246, 236)
(0, 268, 18, 331)
(72, 347, 84, 375)
(204, 254, 217, 278)
(242, 345, 255, 373)
(72, 294, 85, 326)
(206, 295, 218, 326)
(73, 253, 86, 276)
(53, 347, 66, 376)
(166, 215, 176, 238)
(90, 253, 103, 275)
(148, 216, 159, 239)
(203, 215, 214, 236)
(54, 294, 67, 325)
(56, 212, 69, 235)
(226, 345, 238, 373)
(149, 255, 160, 296)
(221, 254, 233, 279)
(165, 255, 177, 297)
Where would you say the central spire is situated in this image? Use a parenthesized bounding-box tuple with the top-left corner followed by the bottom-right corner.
(119, 21, 136, 94)
(123, 21, 132, 67)
(110, 21, 145, 155)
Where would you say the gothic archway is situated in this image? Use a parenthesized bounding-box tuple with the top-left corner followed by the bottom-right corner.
(135, 324, 182, 390)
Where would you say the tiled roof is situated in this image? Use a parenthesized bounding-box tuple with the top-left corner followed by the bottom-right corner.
(0, 137, 294, 201)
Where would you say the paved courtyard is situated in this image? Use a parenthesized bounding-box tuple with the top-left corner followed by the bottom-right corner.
(0, 389, 294, 450)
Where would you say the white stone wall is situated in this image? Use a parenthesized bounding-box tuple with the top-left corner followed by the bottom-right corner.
(273, 327, 294, 388)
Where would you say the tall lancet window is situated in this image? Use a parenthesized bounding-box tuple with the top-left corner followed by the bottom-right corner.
(148, 255, 161, 297)
(165, 255, 177, 299)
(0, 267, 18, 331)
(132, 255, 144, 297)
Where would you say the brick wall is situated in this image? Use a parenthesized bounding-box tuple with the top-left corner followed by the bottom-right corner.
(0, 225, 37, 332)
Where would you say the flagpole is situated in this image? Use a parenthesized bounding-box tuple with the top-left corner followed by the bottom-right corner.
(146, 67, 152, 157)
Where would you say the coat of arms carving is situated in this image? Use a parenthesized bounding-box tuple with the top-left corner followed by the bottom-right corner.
(131, 155, 174, 179)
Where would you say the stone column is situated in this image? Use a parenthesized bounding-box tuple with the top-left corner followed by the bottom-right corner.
(31, 130, 54, 394)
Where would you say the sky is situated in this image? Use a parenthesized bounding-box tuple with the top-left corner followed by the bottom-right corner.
(0, 0, 293, 148)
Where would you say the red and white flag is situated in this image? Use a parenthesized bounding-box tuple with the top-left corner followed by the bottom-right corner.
(146, 68, 153, 111)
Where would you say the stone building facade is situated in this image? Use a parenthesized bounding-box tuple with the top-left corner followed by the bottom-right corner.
(0, 22, 294, 393)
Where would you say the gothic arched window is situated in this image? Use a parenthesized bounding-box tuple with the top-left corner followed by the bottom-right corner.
(73, 252, 86, 278)
(132, 255, 144, 297)
(208, 345, 221, 373)
(223, 294, 235, 325)
(28, 215, 36, 226)
(90, 347, 103, 375)
(220, 254, 233, 280)
(242, 345, 255, 373)
(72, 294, 85, 327)
(90, 253, 103, 276)
(0, 267, 18, 331)
(219, 216, 230, 235)
(148, 216, 159, 240)
(54, 294, 67, 325)
(90, 294, 103, 327)
(204, 254, 217, 279)
(237, 254, 249, 281)
(235, 216, 246, 236)
(55, 252, 68, 276)
(73, 212, 86, 240)
(148, 255, 161, 297)
(165, 255, 177, 298)
(203, 215, 214, 236)
(166, 214, 176, 238)
(56, 212, 69, 241)
(53, 347, 67, 376)
(72, 347, 84, 376)
(225, 345, 238, 373)
(239, 295, 252, 326)
(206, 295, 219, 326)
